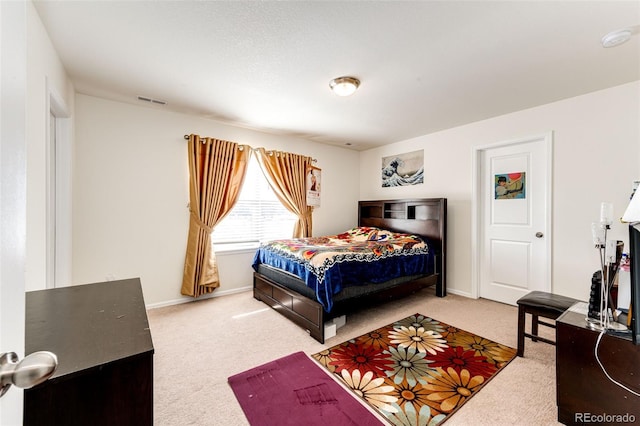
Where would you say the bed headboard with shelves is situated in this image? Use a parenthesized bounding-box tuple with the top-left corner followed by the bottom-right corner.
(358, 198, 447, 296)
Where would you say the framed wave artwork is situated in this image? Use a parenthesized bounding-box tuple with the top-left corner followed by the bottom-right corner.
(381, 150, 424, 187)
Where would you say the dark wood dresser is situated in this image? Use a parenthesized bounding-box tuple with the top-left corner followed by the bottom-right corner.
(24, 278, 154, 426)
(556, 308, 640, 425)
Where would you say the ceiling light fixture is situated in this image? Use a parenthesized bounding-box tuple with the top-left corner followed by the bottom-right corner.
(329, 76, 360, 96)
(601, 28, 633, 48)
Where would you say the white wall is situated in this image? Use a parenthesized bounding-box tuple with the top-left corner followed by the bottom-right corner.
(73, 94, 360, 306)
(25, 1, 75, 291)
(360, 81, 640, 301)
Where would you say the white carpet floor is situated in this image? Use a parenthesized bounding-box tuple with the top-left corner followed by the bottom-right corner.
(147, 287, 561, 425)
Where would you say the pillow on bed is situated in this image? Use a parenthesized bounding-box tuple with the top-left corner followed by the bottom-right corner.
(341, 227, 423, 243)
(343, 226, 380, 241)
(373, 229, 422, 242)
(373, 229, 398, 241)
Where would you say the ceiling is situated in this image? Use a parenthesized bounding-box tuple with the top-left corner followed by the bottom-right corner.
(33, 1, 640, 151)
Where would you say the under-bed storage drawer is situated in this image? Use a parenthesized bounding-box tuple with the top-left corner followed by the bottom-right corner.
(254, 277, 273, 297)
(272, 286, 292, 308)
(292, 298, 321, 328)
(253, 272, 325, 341)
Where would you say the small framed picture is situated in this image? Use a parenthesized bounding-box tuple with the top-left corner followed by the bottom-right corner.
(306, 166, 321, 207)
(495, 172, 526, 199)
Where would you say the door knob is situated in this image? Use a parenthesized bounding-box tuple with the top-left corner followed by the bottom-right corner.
(536, 232, 544, 238)
(0, 351, 58, 398)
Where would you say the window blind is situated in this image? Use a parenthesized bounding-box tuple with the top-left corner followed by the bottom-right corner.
(211, 156, 296, 245)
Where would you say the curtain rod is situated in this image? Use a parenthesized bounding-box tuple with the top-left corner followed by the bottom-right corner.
(183, 134, 317, 163)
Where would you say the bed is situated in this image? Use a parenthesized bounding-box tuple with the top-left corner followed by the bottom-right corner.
(252, 198, 447, 343)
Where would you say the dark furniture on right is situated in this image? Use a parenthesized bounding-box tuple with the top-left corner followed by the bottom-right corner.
(24, 278, 154, 426)
(556, 309, 640, 425)
(516, 290, 580, 357)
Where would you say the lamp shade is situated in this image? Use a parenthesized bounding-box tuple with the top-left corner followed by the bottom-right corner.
(622, 189, 640, 223)
(600, 202, 614, 225)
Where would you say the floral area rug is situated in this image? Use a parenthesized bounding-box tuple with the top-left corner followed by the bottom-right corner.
(311, 313, 517, 425)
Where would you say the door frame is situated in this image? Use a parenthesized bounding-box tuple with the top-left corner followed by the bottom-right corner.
(46, 79, 72, 289)
(471, 132, 554, 300)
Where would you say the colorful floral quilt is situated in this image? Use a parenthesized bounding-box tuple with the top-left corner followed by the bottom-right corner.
(252, 227, 434, 312)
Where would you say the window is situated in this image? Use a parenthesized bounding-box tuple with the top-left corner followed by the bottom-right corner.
(211, 155, 297, 250)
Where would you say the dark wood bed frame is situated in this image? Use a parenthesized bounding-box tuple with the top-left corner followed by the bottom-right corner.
(253, 198, 447, 343)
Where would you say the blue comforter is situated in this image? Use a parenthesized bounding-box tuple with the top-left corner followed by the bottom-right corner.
(251, 227, 434, 312)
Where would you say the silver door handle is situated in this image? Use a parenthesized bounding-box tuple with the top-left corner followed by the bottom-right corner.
(0, 351, 58, 398)
(535, 232, 544, 238)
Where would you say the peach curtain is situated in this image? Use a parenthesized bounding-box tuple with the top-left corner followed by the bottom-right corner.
(181, 134, 250, 297)
(254, 148, 313, 238)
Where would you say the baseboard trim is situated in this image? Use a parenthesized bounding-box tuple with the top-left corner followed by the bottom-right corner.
(447, 288, 475, 299)
(146, 286, 252, 310)
(147, 285, 474, 310)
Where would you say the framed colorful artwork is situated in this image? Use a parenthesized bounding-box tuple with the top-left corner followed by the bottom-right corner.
(495, 172, 526, 199)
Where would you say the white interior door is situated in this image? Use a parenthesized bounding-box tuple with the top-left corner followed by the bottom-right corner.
(1, 0, 26, 422)
(476, 133, 552, 305)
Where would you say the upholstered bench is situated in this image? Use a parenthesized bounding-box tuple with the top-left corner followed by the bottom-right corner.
(516, 291, 580, 357)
